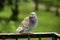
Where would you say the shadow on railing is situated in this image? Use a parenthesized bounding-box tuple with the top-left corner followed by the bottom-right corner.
(0, 32, 60, 40)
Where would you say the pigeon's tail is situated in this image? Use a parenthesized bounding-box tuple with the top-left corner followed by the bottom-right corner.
(16, 27, 24, 33)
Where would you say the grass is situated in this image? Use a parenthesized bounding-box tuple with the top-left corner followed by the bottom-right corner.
(0, 1, 60, 40)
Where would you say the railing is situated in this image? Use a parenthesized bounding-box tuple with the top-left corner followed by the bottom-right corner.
(0, 32, 60, 40)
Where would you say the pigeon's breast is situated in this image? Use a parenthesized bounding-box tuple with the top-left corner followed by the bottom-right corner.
(29, 22, 36, 27)
(27, 22, 36, 30)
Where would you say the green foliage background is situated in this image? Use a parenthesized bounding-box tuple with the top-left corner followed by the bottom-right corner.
(0, 0, 60, 40)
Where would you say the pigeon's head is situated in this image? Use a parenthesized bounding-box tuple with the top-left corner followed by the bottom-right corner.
(29, 12, 36, 18)
(29, 12, 36, 23)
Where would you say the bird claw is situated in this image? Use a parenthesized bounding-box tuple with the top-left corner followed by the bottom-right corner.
(26, 32, 32, 35)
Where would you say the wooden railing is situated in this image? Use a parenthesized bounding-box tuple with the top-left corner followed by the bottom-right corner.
(0, 32, 60, 40)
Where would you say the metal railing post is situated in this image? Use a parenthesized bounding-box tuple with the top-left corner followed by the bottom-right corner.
(52, 37, 57, 40)
(2, 36, 6, 40)
(28, 34, 30, 40)
(52, 35, 57, 40)
(39, 37, 41, 40)
(16, 38, 18, 40)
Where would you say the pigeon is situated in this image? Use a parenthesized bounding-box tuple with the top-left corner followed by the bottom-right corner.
(16, 12, 38, 33)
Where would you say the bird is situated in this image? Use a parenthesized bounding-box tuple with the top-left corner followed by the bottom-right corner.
(16, 12, 38, 33)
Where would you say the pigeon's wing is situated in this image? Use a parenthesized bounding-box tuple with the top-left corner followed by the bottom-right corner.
(16, 16, 29, 33)
(19, 16, 29, 28)
(16, 27, 24, 33)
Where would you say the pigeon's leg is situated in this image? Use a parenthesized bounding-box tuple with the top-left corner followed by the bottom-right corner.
(26, 30, 32, 34)
(26, 31, 30, 34)
(24, 27, 32, 34)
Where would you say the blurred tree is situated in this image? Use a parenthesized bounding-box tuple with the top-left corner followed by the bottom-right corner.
(45, 0, 53, 11)
(55, 0, 60, 16)
(24, 0, 29, 2)
(7, 0, 12, 5)
(0, 0, 5, 11)
(33, 0, 39, 10)
(39, 0, 53, 11)
(39, 0, 43, 3)
(10, 0, 19, 21)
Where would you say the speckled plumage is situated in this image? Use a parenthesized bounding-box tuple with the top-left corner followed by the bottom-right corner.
(16, 12, 38, 33)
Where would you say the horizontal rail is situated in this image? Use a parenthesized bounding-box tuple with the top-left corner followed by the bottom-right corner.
(0, 32, 60, 39)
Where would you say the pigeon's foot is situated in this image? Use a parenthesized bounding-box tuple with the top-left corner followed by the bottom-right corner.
(26, 32, 33, 35)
